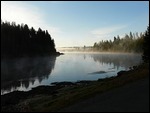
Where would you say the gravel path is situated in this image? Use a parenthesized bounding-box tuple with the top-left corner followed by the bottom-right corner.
(59, 77, 149, 112)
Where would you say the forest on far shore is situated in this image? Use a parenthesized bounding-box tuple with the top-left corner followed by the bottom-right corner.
(59, 31, 145, 53)
(92, 25, 149, 62)
(93, 32, 144, 53)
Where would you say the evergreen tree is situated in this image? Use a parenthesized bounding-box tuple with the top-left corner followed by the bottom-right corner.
(93, 31, 145, 53)
(129, 31, 133, 39)
(142, 26, 149, 62)
(1, 20, 59, 58)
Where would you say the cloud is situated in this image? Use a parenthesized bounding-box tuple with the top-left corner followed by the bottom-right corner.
(1, 1, 61, 35)
(91, 25, 127, 40)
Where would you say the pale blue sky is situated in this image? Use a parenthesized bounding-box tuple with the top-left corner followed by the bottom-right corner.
(1, 1, 149, 47)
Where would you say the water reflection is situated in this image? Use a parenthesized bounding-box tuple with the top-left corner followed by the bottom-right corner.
(90, 53, 142, 70)
(1, 53, 142, 95)
(1, 56, 56, 94)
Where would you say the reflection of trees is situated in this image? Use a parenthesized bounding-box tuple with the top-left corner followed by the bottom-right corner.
(83, 54, 86, 60)
(1, 56, 57, 93)
(90, 53, 142, 69)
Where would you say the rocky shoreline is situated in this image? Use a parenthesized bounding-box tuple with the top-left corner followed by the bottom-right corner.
(1, 80, 94, 112)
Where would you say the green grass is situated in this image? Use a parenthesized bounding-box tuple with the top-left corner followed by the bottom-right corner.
(26, 63, 149, 112)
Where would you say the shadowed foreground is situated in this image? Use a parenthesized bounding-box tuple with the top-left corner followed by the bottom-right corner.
(60, 77, 149, 112)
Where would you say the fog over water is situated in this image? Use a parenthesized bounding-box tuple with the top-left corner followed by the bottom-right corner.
(1, 52, 142, 95)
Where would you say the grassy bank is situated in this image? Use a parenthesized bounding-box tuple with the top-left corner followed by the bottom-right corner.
(1, 63, 149, 112)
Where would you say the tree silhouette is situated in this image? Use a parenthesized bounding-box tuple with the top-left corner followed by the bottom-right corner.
(142, 26, 149, 62)
(1, 20, 59, 58)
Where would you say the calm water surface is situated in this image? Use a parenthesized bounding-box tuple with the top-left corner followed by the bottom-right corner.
(1, 52, 142, 95)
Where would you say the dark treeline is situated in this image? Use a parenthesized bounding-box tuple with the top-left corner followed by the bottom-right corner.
(93, 32, 144, 53)
(1, 20, 59, 58)
(142, 26, 149, 62)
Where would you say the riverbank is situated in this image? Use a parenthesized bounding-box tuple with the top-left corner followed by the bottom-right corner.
(1, 63, 149, 112)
